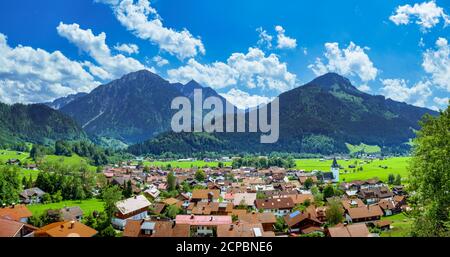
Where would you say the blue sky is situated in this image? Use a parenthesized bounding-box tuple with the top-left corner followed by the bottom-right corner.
(0, 0, 448, 110)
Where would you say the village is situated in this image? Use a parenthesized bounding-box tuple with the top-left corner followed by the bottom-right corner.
(0, 156, 410, 238)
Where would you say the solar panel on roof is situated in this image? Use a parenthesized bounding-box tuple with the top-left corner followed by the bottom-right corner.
(290, 210, 301, 218)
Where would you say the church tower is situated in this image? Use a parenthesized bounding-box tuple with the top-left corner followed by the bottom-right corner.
(331, 158, 339, 183)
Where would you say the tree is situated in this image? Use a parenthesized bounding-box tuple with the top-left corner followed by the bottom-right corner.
(167, 171, 177, 191)
(409, 105, 450, 237)
(27, 174, 33, 189)
(326, 198, 344, 226)
(311, 186, 324, 205)
(274, 217, 288, 232)
(303, 178, 314, 189)
(55, 140, 72, 157)
(42, 193, 52, 204)
(394, 174, 402, 186)
(30, 144, 45, 162)
(323, 185, 335, 199)
(218, 162, 224, 168)
(0, 166, 21, 205)
(256, 192, 266, 199)
(102, 186, 123, 219)
(388, 174, 395, 185)
(165, 205, 181, 219)
(22, 176, 27, 189)
(99, 225, 117, 237)
(123, 180, 133, 198)
(195, 169, 206, 182)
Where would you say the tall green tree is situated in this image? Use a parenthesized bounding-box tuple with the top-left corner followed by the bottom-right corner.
(195, 169, 206, 182)
(326, 198, 344, 226)
(167, 171, 176, 191)
(0, 166, 21, 205)
(409, 104, 450, 237)
(102, 186, 123, 219)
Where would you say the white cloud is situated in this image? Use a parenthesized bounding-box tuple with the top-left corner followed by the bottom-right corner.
(275, 25, 297, 49)
(422, 37, 450, 91)
(380, 79, 432, 107)
(256, 27, 273, 49)
(390, 1, 450, 31)
(57, 22, 150, 80)
(114, 43, 139, 54)
(167, 47, 297, 92)
(152, 55, 169, 67)
(357, 84, 371, 93)
(220, 88, 273, 109)
(96, 0, 205, 60)
(0, 33, 99, 104)
(309, 42, 378, 82)
(433, 96, 449, 106)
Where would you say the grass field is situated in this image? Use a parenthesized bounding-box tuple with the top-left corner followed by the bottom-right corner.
(380, 213, 413, 237)
(1, 150, 97, 180)
(0, 150, 30, 163)
(27, 199, 105, 216)
(346, 143, 381, 154)
(143, 160, 232, 168)
(44, 154, 97, 171)
(296, 157, 410, 183)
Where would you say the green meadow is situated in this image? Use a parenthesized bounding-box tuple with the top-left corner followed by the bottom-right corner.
(295, 157, 411, 183)
(0, 150, 97, 180)
(44, 154, 97, 171)
(27, 199, 105, 217)
(380, 212, 413, 237)
(346, 143, 381, 154)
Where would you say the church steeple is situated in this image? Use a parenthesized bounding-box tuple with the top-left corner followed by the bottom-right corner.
(331, 157, 339, 183)
(331, 157, 339, 168)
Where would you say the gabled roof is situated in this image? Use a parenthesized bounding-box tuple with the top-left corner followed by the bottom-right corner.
(191, 189, 220, 200)
(35, 221, 97, 237)
(0, 218, 36, 237)
(255, 198, 294, 210)
(347, 205, 383, 219)
(60, 206, 83, 221)
(176, 215, 232, 226)
(115, 195, 151, 215)
(0, 205, 32, 221)
(238, 212, 277, 224)
(284, 206, 322, 227)
(328, 223, 370, 237)
(232, 193, 257, 206)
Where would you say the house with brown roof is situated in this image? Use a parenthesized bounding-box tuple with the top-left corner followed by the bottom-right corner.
(60, 206, 83, 222)
(284, 206, 324, 235)
(358, 187, 393, 204)
(255, 198, 295, 217)
(237, 212, 277, 232)
(0, 205, 33, 223)
(123, 219, 190, 237)
(327, 223, 370, 237)
(112, 195, 151, 230)
(35, 221, 97, 237)
(345, 204, 384, 223)
(191, 189, 220, 203)
(175, 215, 232, 237)
(217, 222, 275, 237)
(232, 193, 257, 208)
(0, 218, 37, 237)
(188, 202, 233, 216)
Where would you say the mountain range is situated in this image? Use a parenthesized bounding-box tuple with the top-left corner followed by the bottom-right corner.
(0, 70, 438, 155)
(0, 102, 86, 145)
(59, 70, 229, 144)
